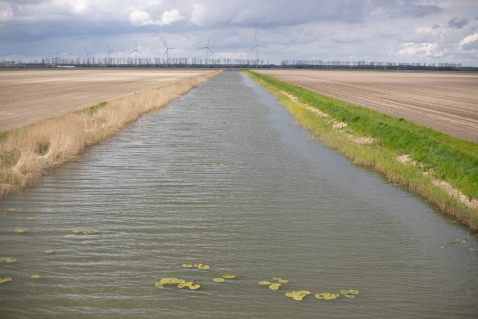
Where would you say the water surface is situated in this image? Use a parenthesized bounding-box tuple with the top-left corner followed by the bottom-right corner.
(1, 72, 477, 318)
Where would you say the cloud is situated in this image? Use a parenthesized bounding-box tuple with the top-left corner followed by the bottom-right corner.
(459, 33, 478, 50)
(129, 10, 154, 26)
(129, 9, 183, 27)
(432, 24, 440, 29)
(448, 17, 468, 29)
(0, 2, 14, 22)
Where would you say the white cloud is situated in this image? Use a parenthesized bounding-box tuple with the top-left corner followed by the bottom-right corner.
(398, 42, 441, 57)
(129, 9, 183, 26)
(129, 10, 154, 26)
(159, 9, 183, 26)
(0, 2, 14, 22)
(459, 33, 478, 46)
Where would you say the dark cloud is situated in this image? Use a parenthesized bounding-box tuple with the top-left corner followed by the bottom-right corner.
(448, 17, 468, 29)
(463, 39, 478, 51)
(432, 24, 440, 29)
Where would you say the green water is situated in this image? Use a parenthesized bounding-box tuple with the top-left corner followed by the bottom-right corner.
(0, 72, 477, 318)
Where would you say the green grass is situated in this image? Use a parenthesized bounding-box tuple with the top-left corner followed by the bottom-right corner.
(245, 70, 478, 229)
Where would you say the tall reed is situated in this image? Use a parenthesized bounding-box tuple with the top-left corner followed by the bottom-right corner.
(0, 70, 222, 200)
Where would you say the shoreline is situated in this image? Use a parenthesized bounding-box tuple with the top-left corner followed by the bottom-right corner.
(0, 70, 222, 200)
(245, 70, 478, 230)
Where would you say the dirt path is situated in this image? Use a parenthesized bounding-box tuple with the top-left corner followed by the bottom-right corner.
(0, 68, 213, 132)
(256, 69, 478, 144)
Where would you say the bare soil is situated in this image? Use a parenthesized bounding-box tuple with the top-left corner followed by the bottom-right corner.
(0, 68, 212, 132)
(256, 69, 478, 144)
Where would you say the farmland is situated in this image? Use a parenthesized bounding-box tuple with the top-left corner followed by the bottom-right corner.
(0, 69, 212, 132)
(255, 69, 478, 144)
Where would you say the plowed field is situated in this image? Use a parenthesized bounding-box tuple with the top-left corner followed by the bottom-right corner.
(0, 69, 211, 131)
(256, 69, 478, 144)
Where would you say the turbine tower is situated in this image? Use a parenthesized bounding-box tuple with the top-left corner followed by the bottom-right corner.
(130, 42, 142, 66)
(106, 45, 115, 66)
(199, 38, 214, 67)
(250, 34, 267, 68)
(162, 41, 175, 67)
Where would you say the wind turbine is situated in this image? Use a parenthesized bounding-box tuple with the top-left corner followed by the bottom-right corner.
(106, 45, 115, 57)
(199, 38, 214, 67)
(106, 45, 115, 66)
(65, 47, 75, 59)
(250, 34, 266, 68)
(130, 42, 142, 65)
(162, 41, 175, 66)
(84, 47, 94, 59)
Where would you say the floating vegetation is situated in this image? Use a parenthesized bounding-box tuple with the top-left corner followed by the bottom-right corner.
(66, 230, 97, 237)
(182, 264, 193, 268)
(269, 283, 281, 290)
(14, 227, 28, 233)
(0, 257, 16, 263)
(285, 290, 311, 301)
(30, 275, 40, 279)
(155, 278, 200, 290)
(259, 277, 288, 290)
(44, 250, 54, 254)
(316, 269, 324, 273)
(213, 278, 225, 283)
(210, 163, 223, 169)
(193, 263, 209, 270)
(222, 274, 235, 279)
(26, 216, 36, 220)
(7, 208, 16, 211)
(159, 168, 166, 172)
(0, 277, 12, 284)
(340, 290, 359, 298)
(441, 238, 470, 249)
(315, 292, 340, 300)
(469, 248, 478, 252)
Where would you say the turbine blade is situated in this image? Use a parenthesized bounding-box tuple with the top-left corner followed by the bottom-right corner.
(138, 51, 142, 54)
(255, 33, 258, 45)
(260, 45, 267, 48)
(208, 48, 214, 54)
(250, 45, 258, 52)
(162, 41, 167, 48)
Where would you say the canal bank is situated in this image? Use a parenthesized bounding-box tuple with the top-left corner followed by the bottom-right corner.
(0, 70, 222, 200)
(245, 70, 478, 230)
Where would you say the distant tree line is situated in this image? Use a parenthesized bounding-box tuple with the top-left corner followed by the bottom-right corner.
(280, 60, 477, 71)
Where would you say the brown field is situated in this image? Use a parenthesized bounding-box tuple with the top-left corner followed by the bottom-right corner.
(255, 69, 478, 144)
(0, 68, 212, 132)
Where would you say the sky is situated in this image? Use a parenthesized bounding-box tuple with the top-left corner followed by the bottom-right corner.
(1, 0, 478, 65)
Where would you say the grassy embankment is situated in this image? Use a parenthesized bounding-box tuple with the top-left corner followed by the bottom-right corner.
(245, 70, 478, 230)
(0, 70, 222, 200)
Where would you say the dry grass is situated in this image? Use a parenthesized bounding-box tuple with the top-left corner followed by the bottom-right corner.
(0, 70, 222, 200)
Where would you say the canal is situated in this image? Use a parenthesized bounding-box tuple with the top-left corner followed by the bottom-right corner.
(0, 71, 477, 318)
